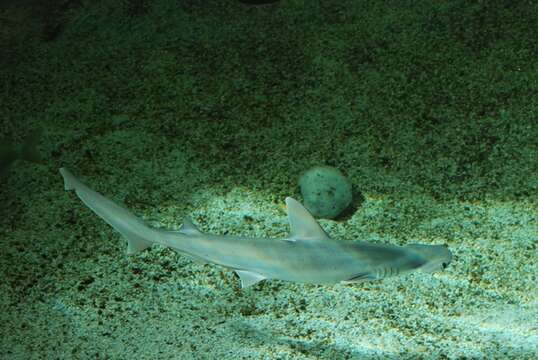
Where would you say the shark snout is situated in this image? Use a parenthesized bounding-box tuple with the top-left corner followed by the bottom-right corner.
(404, 244, 452, 273)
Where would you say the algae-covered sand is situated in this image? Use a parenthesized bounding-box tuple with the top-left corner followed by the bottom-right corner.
(1, 0, 537, 358)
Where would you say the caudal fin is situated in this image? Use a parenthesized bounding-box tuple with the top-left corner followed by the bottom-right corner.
(59, 168, 154, 255)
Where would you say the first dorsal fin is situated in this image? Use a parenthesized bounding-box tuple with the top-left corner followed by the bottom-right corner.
(179, 217, 202, 235)
(285, 197, 329, 241)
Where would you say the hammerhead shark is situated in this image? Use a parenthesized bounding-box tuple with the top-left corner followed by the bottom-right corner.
(60, 168, 452, 288)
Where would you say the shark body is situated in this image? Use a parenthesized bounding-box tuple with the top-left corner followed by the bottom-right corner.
(60, 168, 452, 288)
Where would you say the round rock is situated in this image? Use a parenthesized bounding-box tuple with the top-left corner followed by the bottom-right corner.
(298, 166, 352, 219)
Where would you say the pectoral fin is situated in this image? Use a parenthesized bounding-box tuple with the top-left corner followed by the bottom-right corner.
(235, 270, 266, 288)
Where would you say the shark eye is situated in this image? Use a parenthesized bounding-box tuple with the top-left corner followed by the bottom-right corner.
(441, 262, 448, 269)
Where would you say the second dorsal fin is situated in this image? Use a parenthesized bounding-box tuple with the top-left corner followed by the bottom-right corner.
(179, 217, 202, 235)
(285, 197, 329, 241)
